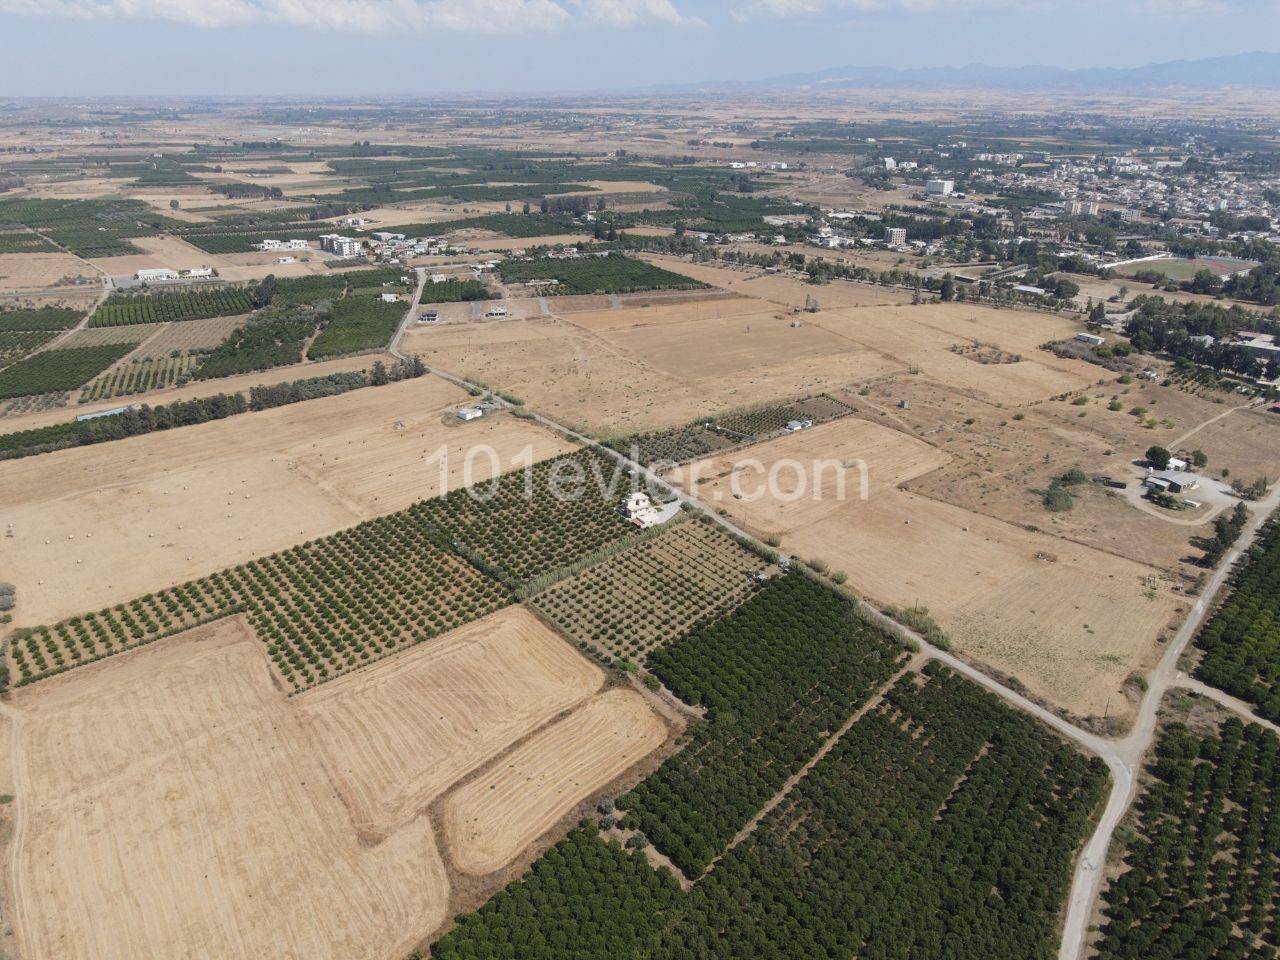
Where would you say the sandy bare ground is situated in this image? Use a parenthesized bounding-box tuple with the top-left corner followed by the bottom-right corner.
(680, 416, 1181, 724)
(300, 607, 604, 838)
(7, 617, 451, 960)
(0, 379, 575, 627)
(808, 302, 1098, 405)
(566, 295, 785, 332)
(644, 258, 917, 309)
(442, 689, 667, 876)
(0, 253, 97, 292)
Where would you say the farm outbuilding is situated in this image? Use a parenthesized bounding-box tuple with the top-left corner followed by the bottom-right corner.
(1144, 471, 1201, 495)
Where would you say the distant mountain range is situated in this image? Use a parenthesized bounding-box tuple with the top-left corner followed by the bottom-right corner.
(692, 52, 1280, 93)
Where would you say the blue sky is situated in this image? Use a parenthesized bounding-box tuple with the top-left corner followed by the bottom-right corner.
(1, 0, 1277, 96)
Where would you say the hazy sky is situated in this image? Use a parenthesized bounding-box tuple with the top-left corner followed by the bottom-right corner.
(1, 0, 1278, 96)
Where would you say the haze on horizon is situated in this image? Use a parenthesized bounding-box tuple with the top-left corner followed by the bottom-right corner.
(1, 0, 1278, 98)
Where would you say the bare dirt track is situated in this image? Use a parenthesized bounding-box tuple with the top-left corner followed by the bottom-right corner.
(0, 378, 575, 627)
(442, 689, 667, 876)
(682, 416, 1182, 725)
(7, 617, 452, 960)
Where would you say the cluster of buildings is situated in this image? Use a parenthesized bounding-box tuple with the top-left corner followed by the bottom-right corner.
(253, 238, 311, 252)
(133, 266, 216, 284)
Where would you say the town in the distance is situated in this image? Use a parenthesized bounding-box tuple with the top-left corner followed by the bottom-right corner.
(0, 23, 1279, 960)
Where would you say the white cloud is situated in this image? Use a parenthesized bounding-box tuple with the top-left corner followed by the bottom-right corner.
(572, 0, 703, 26)
(0, 0, 693, 31)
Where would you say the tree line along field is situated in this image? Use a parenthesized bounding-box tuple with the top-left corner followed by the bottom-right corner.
(392, 213, 584, 239)
(432, 617, 1108, 960)
(89, 288, 256, 327)
(1096, 718, 1280, 959)
(620, 574, 910, 877)
(529, 519, 764, 667)
(497, 253, 708, 296)
(418, 279, 497, 304)
(0, 343, 136, 400)
(8, 449, 638, 690)
(1193, 519, 1280, 723)
(609, 394, 856, 467)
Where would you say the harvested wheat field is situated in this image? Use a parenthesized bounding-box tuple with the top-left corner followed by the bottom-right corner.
(601, 310, 887, 383)
(443, 689, 667, 876)
(563, 294, 761, 332)
(686, 416, 1182, 725)
(7, 617, 451, 960)
(405, 309, 899, 437)
(299, 606, 604, 837)
(0, 378, 575, 627)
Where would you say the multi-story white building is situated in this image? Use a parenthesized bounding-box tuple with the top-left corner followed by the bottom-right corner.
(926, 179, 955, 197)
(319, 234, 363, 258)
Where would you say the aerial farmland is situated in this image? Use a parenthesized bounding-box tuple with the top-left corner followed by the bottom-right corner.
(0, 70, 1278, 960)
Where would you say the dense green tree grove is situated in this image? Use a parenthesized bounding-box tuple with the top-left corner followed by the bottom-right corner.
(0, 343, 136, 399)
(89, 288, 255, 327)
(308, 295, 405, 359)
(193, 311, 320, 378)
(409, 449, 638, 588)
(658, 665, 1107, 960)
(497, 254, 707, 295)
(619, 574, 909, 876)
(1195, 520, 1280, 721)
(432, 827, 682, 960)
(1097, 719, 1280, 959)
(418, 279, 497, 304)
(0, 307, 82, 331)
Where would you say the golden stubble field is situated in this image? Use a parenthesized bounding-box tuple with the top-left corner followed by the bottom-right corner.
(677, 416, 1183, 726)
(3, 606, 667, 960)
(0, 376, 576, 628)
